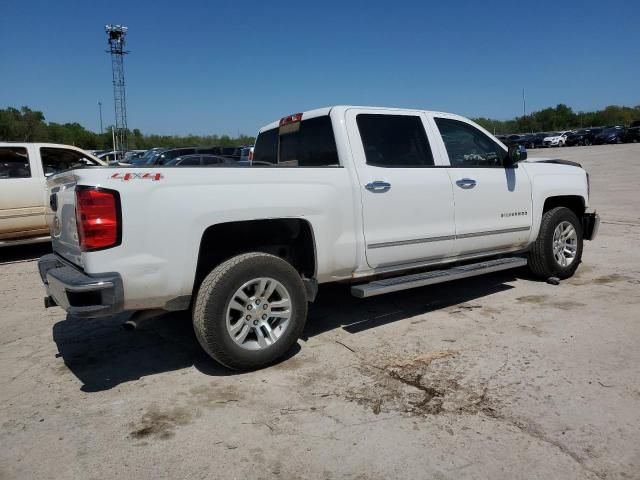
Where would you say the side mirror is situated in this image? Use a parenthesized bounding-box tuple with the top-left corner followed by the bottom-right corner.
(507, 144, 527, 166)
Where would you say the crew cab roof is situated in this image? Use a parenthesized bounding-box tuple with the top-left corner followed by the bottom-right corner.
(257, 105, 464, 133)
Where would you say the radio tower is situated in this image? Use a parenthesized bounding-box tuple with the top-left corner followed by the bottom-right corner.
(105, 25, 129, 153)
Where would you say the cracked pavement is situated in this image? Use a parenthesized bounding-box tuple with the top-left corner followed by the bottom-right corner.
(1, 144, 640, 479)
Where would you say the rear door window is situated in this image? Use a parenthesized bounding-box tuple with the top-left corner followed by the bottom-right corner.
(356, 114, 434, 167)
(253, 115, 339, 167)
(0, 147, 31, 179)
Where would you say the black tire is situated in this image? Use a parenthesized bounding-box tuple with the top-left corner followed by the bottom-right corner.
(193, 252, 308, 370)
(528, 207, 583, 279)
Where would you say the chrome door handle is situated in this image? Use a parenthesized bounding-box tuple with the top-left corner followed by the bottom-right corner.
(365, 181, 391, 193)
(456, 178, 477, 189)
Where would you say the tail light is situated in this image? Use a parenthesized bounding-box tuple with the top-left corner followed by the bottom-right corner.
(75, 187, 121, 251)
(279, 113, 303, 126)
(279, 113, 302, 135)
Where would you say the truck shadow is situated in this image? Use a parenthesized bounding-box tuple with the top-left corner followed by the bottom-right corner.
(52, 271, 519, 392)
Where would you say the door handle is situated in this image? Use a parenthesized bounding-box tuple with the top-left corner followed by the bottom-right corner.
(365, 181, 391, 193)
(455, 178, 477, 189)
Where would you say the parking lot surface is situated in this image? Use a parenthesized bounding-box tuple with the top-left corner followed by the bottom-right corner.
(1, 144, 639, 480)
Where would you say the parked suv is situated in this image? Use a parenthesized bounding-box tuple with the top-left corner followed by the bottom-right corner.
(593, 126, 626, 145)
(565, 128, 603, 146)
(623, 120, 640, 143)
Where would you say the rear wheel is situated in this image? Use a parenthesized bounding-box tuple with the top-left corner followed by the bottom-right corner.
(193, 252, 308, 370)
(528, 207, 583, 279)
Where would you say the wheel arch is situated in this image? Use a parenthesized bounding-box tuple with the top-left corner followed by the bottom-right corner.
(529, 193, 587, 244)
(193, 218, 317, 297)
(542, 195, 586, 219)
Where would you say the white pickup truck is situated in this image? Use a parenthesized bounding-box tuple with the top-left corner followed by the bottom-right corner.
(0, 143, 103, 246)
(38, 106, 599, 369)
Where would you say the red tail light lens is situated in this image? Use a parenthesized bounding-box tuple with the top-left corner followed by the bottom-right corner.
(76, 188, 121, 251)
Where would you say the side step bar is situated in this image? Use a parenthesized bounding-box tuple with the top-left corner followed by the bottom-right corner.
(351, 257, 527, 298)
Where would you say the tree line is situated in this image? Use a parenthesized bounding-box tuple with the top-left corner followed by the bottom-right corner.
(473, 104, 640, 135)
(1, 103, 639, 149)
(0, 106, 255, 150)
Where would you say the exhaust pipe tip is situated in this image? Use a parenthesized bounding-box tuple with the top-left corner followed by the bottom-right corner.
(122, 320, 137, 331)
(122, 309, 164, 332)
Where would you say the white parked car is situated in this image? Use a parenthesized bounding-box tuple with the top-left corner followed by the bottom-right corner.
(38, 106, 599, 369)
(543, 131, 572, 147)
(0, 143, 104, 246)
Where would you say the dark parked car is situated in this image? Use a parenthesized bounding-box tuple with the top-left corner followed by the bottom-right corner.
(129, 147, 168, 165)
(164, 154, 237, 166)
(593, 126, 626, 145)
(215, 146, 243, 160)
(504, 134, 535, 148)
(565, 128, 603, 146)
(144, 147, 230, 165)
(530, 133, 550, 149)
(623, 120, 640, 143)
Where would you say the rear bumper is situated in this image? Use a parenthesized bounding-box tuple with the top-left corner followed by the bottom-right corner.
(38, 254, 124, 318)
(582, 210, 600, 241)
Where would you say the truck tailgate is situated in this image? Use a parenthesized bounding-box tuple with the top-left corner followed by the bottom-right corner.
(47, 173, 83, 266)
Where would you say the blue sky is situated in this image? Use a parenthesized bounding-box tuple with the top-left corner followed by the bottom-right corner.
(1, 0, 638, 136)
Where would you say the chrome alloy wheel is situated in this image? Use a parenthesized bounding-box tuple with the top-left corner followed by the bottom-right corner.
(226, 277, 292, 350)
(552, 221, 578, 267)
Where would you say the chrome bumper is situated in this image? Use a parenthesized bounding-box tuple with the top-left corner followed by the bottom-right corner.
(582, 211, 600, 241)
(38, 254, 124, 318)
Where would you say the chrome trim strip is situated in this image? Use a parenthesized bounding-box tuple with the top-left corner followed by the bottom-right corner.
(368, 235, 456, 249)
(367, 226, 530, 249)
(457, 226, 531, 239)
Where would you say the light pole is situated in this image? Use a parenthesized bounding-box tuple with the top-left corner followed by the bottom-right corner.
(98, 101, 103, 134)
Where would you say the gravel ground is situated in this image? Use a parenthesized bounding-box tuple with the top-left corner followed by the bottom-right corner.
(1, 144, 639, 480)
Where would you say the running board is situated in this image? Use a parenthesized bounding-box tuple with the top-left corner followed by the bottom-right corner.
(351, 257, 527, 298)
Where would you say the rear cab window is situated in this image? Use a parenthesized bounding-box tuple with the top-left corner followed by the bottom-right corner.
(0, 147, 31, 179)
(253, 115, 340, 167)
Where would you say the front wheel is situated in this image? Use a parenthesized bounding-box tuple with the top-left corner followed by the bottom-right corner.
(528, 207, 583, 279)
(193, 253, 308, 370)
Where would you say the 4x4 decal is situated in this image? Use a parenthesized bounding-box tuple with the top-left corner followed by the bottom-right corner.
(110, 172, 164, 181)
